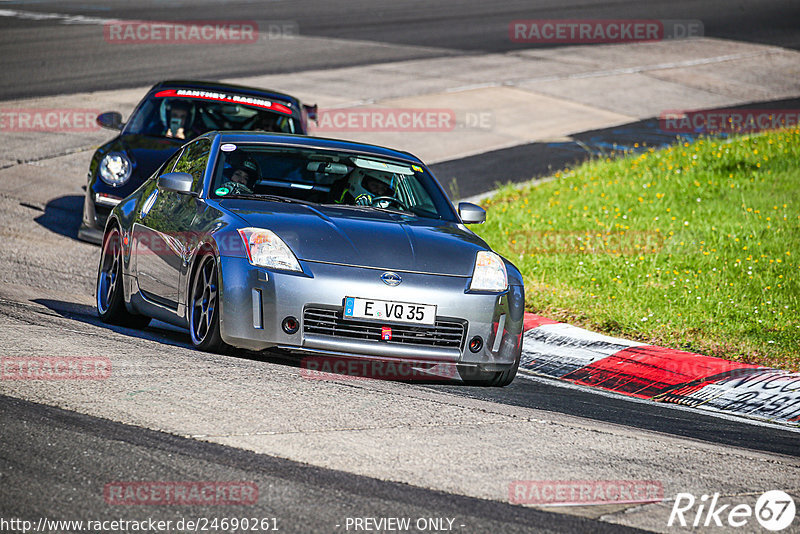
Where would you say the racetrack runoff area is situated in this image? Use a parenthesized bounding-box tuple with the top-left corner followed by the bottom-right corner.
(2, 35, 800, 533)
(3, 36, 800, 176)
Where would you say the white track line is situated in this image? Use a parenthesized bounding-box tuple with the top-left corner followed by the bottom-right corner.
(0, 8, 115, 25)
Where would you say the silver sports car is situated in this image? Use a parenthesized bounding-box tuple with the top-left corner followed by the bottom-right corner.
(96, 132, 525, 386)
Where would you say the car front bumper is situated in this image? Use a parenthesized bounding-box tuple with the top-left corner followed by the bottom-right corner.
(217, 256, 524, 370)
(79, 182, 127, 244)
(80, 168, 143, 244)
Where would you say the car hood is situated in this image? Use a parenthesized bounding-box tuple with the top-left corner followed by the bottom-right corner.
(118, 134, 185, 180)
(92, 134, 184, 198)
(220, 200, 488, 276)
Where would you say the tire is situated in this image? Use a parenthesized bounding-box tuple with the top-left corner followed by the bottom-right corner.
(96, 226, 151, 329)
(188, 251, 229, 353)
(458, 349, 521, 387)
(491, 353, 520, 387)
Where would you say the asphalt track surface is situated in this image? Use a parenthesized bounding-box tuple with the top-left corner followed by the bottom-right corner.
(1, 394, 646, 534)
(2, 2, 800, 533)
(1, 0, 799, 100)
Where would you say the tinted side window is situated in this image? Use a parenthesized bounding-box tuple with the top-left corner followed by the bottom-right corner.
(173, 139, 211, 192)
(160, 148, 183, 176)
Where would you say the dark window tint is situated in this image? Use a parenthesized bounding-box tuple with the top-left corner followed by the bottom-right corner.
(124, 96, 298, 140)
(160, 148, 184, 176)
(174, 138, 211, 192)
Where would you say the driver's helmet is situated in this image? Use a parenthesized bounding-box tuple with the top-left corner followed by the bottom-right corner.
(254, 113, 282, 133)
(159, 98, 196, 132)
(224, 157, 260, 189)
(347, 170, 395, 202)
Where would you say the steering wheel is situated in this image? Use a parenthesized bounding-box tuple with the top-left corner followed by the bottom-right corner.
(222, 181, 253, 195)
(370, 196, 409, 210)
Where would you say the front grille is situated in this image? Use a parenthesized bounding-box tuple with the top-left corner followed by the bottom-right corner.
(303, 306, 466, 350)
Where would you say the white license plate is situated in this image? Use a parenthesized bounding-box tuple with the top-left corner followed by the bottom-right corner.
(343, 297, 436, 325)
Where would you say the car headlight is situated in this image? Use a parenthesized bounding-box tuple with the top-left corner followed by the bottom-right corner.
(98, 152, 132, 187)
(238, 228, 302, 272)
(469, 251, 508, 292)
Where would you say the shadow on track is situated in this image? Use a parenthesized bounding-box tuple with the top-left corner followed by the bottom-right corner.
(426, 376, 800, 457)
(31, 194, 85, 242)
(29, 297, 800, 455)
(32, 297, 461, 385)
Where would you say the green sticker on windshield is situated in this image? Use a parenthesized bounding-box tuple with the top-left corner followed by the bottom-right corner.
(412, 165, 423, 172)
(215, 187, 231, 196)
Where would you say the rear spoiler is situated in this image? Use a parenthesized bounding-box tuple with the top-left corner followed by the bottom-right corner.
(303, 104, 318, 125)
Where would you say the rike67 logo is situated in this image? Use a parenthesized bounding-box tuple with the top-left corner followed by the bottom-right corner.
(669, 490, 796, 531)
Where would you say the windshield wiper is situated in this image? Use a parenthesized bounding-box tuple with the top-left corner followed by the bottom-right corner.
(409, 206, 442, 219)
(223, 193, 315, 205)
(370, 206, 415, 217)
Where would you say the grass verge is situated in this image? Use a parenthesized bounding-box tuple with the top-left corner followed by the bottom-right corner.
(473, 129, 800, 370)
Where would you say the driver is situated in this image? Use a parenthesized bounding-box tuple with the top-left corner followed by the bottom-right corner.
(165, 100, 196, 140)
(219, 158, 259, 195)
(335, 170, 397, 207)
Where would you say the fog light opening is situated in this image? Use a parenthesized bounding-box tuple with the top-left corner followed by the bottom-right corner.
(468, 336, 483, 353)
(282, 316, 299, 334)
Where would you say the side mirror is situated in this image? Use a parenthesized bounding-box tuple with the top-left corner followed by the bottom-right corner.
(458, 202, 486, 224)
(158, 172, 194, 194)
(96, 111, 123, 131)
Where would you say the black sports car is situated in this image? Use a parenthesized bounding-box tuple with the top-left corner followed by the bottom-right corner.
(79, 80, 317, 244)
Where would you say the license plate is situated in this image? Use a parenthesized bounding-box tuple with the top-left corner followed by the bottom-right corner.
(343, 297, 436, 325)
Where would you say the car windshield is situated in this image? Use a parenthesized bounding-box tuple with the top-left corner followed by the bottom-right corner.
(124, 92, 297, 141)
(210, 144, 457, 221)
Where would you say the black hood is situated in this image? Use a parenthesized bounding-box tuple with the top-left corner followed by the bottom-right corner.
(118, 134, 185, 182)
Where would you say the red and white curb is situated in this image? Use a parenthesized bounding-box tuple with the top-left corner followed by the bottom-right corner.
(520, 313, 800, 427)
